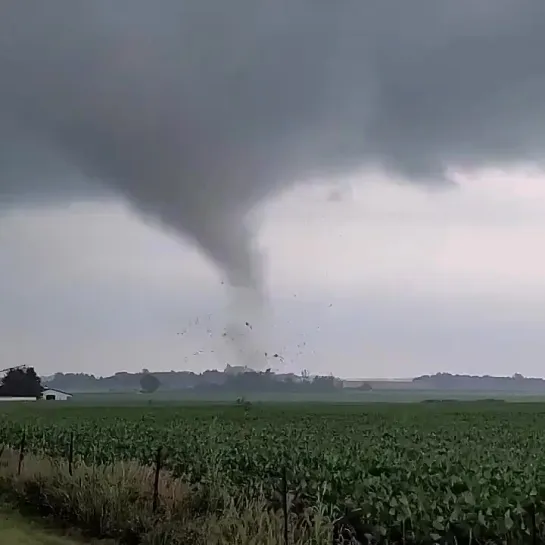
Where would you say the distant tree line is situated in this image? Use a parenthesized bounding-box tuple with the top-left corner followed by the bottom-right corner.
(413, 372, 545, 392)
(20, 368, 545, 396)
(46, 367, 344, 394)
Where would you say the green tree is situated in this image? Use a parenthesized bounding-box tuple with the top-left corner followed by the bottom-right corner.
(140, 371, 160, 393)
(0, 367, 42, 398)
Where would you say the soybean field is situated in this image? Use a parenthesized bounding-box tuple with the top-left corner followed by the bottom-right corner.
(1, 401, 545, 542)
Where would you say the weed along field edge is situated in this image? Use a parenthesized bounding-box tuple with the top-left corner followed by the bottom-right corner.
(0, 508, 110, 545)
(2, 400, 545, 544)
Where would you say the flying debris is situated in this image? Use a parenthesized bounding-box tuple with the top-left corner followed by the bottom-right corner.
(2, 1, 545, 372)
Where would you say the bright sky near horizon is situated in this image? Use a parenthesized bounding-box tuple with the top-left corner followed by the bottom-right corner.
(3, 169, 545, 379)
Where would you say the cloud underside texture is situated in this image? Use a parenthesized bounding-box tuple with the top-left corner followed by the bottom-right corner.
(1, 1, 544, 286)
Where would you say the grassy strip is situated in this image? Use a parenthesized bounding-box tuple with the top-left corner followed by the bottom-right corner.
(0, 508, 106, 545)
(0, 449, 334, 545)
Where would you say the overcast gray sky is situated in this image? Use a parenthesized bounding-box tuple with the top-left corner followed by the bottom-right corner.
(2, 2, 545, 378)
(2, 170, 545, 378)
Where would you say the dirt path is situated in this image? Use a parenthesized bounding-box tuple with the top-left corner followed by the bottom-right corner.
(0, 510, 109, 545)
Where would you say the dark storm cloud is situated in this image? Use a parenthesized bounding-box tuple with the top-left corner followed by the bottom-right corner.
(1, 0, 545, 287)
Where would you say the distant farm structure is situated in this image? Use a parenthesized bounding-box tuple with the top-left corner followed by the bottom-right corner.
(0, 388, 73, 402)
(0, 365, 72, 401)
(41, 388, 72, 401)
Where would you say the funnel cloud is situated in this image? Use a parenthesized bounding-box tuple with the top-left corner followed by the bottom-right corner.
(1, 1, 545, 294)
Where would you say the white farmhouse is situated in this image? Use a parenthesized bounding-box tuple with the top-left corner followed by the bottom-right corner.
(0, 388, 73, 402)
(41, 388, 72, 401)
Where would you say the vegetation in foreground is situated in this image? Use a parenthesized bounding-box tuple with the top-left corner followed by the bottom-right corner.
(2, 402, 545, 543)
(0, 448, 330, 544)
(0, 506, 106, 545)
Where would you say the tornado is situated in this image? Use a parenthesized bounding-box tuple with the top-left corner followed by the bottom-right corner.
(1, 1, 545, 367)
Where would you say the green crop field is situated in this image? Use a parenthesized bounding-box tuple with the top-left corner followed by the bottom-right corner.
(1, 401, 545, 543)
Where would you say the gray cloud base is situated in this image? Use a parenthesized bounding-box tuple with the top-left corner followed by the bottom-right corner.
(1, 1, 545, 287)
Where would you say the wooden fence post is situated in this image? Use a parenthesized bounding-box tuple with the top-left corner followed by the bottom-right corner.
(152, 446, 162, 513)
(68, 431, 74, 476)
(17, 430, 26, 476)
(282, 465, 289, 545)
